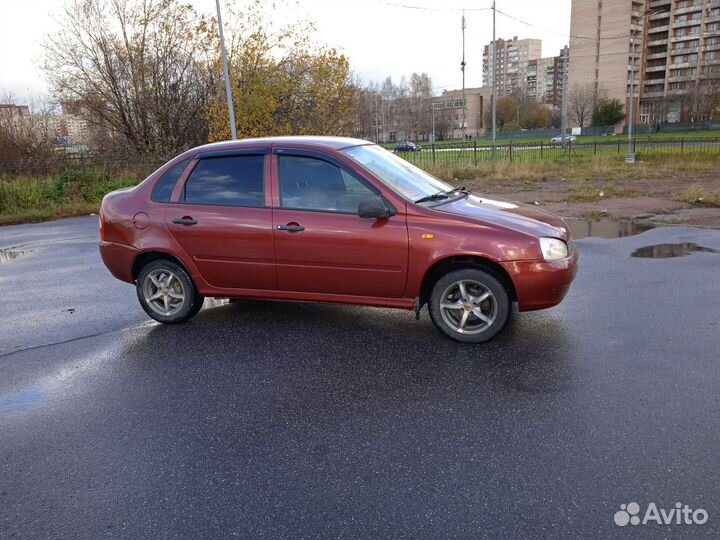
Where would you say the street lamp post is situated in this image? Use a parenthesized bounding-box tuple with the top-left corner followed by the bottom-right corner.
(215, 0, 237, 140)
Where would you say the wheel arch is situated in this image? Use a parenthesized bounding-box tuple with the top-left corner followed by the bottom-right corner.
(419, 255, 517, 306)
(131, 250, 193, 282)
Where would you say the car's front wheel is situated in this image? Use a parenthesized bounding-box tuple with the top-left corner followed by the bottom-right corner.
(428, 268, 511, 343)
(136, 259, 203, 324)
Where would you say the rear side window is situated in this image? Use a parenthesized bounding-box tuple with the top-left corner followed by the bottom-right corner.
(151, 159, 190, 203)
(183, 155, 265, 207)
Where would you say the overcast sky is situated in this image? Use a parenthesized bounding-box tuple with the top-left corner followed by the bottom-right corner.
(0, 0, 571, 102)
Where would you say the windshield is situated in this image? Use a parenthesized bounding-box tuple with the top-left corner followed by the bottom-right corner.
(341, 144, 453, 203)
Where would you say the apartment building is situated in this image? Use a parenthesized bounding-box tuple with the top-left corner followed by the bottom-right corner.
(483, 37, 542, 97)
(569, 0, 720, 128)
(527, 48, 568, 107)
(640, 0, 720, 124)
(0, 102, 90, 146)
(0, 104, 30, 119)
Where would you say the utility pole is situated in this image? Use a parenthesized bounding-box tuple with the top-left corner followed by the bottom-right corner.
(215, 0, 236, 139)
(431, 103, 436, 142)
(380, 95, 385, 143)
(561, 45, 569, 143)
(491, 0, 497, 155)
(375, 109, 380, 143)
(627, 29, 637, 163)
(461, 12, 467, 141)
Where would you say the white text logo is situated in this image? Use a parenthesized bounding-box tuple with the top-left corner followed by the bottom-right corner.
(614, 502, 708, 527)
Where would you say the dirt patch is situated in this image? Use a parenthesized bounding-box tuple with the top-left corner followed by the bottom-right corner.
(469, 170, 720, 227)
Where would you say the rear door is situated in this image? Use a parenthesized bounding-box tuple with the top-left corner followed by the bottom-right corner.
(271, 150, 408, 298)
(165, 151, 276, 290)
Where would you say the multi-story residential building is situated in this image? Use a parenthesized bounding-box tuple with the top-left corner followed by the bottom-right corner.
(569, 0, 720, 129)
(483, 37, 542, 97)
(527, 48, 569, 107)
(1, 102, 90, 147)
(0, 104, 30, 119)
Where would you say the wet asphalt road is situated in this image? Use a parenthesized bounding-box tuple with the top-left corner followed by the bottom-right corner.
(1, 215, 719, 540)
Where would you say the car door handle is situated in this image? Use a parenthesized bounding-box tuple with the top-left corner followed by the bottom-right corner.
(276, 224, 305, 232)
(172, 217, 197, 225)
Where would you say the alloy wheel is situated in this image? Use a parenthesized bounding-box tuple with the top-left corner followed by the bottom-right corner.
(142, 269, 186, 317)
(439, 279, 497, 335)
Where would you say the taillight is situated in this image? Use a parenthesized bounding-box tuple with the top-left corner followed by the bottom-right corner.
(99, 207, 105, 241)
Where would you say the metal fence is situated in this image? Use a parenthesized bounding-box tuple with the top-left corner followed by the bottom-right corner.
(0, 153, 167, 177)
(1, 138, 719, 179)
(395, 138, 720, 169)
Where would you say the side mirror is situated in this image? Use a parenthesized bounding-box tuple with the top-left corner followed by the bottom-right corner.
(358, 196, 395, 219)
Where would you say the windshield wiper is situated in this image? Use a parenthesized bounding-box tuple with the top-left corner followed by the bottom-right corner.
(451, 186, 472, 196)
(415, 191, 450, 204)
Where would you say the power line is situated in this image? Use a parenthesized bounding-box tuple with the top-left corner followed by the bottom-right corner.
(494, 8, 634, 41)
(376, 0, 490, 12)
(373, 1, 637, 42)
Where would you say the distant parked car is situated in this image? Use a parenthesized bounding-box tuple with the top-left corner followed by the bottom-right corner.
(551, 135, 577, 144)
(394, 141, 421, 152)
(99, 136, 578, 343)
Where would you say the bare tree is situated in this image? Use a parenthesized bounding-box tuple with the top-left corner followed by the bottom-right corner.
(43, 0, 216, 155)
(354, 81, 382, 141)
(569, 83, 595, 128)
(682, 77, 720, 122)
(408, 72, 433, 140)
(373, 74, 433, 141)
(0, 93, 58, 166)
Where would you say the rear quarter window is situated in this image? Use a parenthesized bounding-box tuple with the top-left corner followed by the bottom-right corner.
(151, 159, 191, 203)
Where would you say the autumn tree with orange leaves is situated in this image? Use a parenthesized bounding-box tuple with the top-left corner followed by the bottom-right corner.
(206, 1, 358, 141)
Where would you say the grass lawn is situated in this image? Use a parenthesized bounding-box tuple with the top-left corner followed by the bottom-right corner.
(0, 170, 141, 225)
(1, 147, 718, 225)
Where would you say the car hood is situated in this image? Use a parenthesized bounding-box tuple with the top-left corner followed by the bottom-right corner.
(434, 194, 570, 240)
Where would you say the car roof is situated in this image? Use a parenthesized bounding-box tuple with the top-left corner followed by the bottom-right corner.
(189, 136, 375, 153)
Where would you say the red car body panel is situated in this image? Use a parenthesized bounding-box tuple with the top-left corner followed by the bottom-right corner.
(99, 137, 578, 313)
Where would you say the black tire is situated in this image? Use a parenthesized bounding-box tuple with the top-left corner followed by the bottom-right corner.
(136, 259, 203, 324)
(428, 267, 510, 343)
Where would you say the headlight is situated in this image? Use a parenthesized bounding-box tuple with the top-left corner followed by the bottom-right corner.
(539, 237, 568, 260)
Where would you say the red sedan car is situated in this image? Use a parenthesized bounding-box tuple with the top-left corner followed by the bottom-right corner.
(100, 137, 578, 343)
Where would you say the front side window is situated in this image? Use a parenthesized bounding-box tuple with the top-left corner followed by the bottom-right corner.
(278, 155, 376, 213)
(152, 159, 190, 203)
(183, 155, 264, 207)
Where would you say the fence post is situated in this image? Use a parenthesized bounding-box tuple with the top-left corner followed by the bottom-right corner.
(473, 141, 477, 166)
(568, 140, 572, 161)
(594, 142, 597, 156)
(633, 138, 636, 154)
(617, 140, 621, 154)
(509, 141, 513, 163)
(681, 138, 684, 154)
(540, 141, 544, 159)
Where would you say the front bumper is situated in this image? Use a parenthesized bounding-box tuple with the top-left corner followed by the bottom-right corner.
(500, 246, 579, 312)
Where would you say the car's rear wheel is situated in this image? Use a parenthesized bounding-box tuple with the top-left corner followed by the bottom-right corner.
(136, 259, 202, 324)
(428, 268, 510, 343)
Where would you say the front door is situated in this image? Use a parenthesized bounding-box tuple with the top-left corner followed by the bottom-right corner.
(272, 152, 408, 298)
(165, 153, 276, 290)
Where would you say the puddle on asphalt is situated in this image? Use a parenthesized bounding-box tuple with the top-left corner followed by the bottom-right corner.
(566, 218, 655, 239)
(0, 249, 26, 263)
(0, 385, 46, 416)
(631, 243, 719, 259)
